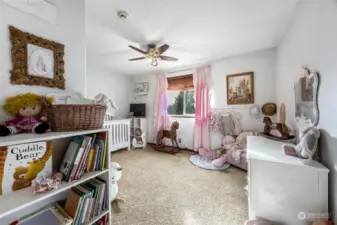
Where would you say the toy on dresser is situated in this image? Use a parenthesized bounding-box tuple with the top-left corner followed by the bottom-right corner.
(283, 126, 320, 163)
(0, 93, 53, 136)
(262, 117, 294, 140)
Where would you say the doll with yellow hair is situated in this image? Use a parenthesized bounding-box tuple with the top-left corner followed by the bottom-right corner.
(0, 93, 53, 136)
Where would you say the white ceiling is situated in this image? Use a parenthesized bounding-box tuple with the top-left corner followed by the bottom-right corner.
(86, 0, 299, 76)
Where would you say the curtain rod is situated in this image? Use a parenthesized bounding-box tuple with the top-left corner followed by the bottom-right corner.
(167, 68, 192, 74)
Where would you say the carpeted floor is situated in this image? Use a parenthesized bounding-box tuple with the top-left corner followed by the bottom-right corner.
(111, 148, 248, 225)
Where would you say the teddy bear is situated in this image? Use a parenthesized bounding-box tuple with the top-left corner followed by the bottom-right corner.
(283, 126, 320, 162)
(0, 93, 53, 136)
(12, 166, 37, 191)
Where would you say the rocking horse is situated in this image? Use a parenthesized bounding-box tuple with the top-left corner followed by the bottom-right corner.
(262, 117, 294, 140)
(155, 121, 180, 154)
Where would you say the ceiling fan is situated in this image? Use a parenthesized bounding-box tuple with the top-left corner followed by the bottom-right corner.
(128, 44, 178, 66)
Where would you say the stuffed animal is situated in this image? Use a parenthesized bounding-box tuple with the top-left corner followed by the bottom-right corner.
(221, 135, 236, 149)
(0, 93, 53, 136)
(283, 126, 320, 162)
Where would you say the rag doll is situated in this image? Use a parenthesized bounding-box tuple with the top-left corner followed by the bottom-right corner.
(0, 93, 53, 136)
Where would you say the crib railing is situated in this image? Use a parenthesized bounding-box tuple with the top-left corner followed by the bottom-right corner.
(104, 114, 131, 152)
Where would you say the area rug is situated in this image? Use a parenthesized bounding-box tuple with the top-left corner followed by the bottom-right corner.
(189, 154, 230, 170)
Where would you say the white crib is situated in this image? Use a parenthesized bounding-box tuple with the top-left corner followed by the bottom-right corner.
(104, 113, 131, 152)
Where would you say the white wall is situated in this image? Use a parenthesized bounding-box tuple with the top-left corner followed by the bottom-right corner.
(86, 64, 132, 118)
(276, 0, 337, 222)
(0, 0, 86, 121)
(133, 48, 277, 149)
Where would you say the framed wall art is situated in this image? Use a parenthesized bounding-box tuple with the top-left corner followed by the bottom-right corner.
(226, 72, 254, 105)
(9, 26, 65, 89)
(134, 82, 149, 96)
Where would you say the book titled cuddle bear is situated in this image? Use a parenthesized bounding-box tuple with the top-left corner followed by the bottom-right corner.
(0, 141, 52, 195)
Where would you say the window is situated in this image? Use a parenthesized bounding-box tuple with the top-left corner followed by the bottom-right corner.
(167, 75, 195, 116)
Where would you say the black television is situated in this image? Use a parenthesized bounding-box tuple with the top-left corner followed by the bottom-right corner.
(130, 104, 146, 117)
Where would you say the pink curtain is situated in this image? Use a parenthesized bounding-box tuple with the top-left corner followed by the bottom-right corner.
(154, 74, 170, 141)
(193, 65, 212, 151)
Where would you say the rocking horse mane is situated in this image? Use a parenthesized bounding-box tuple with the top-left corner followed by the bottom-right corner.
(263, 117, 272, 124)
(171, 121, 179, 129)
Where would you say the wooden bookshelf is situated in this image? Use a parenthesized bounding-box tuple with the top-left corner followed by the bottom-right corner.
(0, 129, 112, 225)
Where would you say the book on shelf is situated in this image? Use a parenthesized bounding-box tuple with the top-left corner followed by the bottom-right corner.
(0, 141, 52, 196)
(10, 203, 73, 225)
(86, 147, 95, 172)
(93, 214, 109, 225)
(59, 137, 84, 181)
(98, 132, 108, 171)
(59, 133, 106, 182)
(69, 136, 91, 182)
(64, 179, 108, 225)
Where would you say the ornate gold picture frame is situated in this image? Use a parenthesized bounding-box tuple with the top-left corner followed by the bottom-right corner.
(226, 72, 254, 105)
(9, 26, 65, 89)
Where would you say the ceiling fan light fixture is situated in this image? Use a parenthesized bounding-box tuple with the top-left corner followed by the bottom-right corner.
(151, 59, 158, 67)
(128, 43, 178, 65)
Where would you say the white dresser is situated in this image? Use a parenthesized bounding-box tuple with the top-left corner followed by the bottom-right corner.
(247, 136, 329, 225)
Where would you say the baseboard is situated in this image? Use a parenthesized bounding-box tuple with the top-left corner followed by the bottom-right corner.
(147, 143, 195, 153)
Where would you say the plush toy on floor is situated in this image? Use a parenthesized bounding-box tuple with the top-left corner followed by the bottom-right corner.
(0, 93, 53, 136)
(111, 162, 125, 213)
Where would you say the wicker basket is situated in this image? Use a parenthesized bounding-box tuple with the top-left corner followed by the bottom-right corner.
(47, 104, 107, 132)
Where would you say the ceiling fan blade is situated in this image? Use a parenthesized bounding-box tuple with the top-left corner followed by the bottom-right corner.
(157, 44, 170, 54)
(129, 57, 146, 61)
(128, 45, 147, 54)
(159, 55, 178, 61)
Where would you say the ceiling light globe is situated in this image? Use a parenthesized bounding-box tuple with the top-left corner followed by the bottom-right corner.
(151, 59, 158, 66)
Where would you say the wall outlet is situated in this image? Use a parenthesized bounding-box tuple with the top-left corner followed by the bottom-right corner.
(178, 138, 182, 143)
